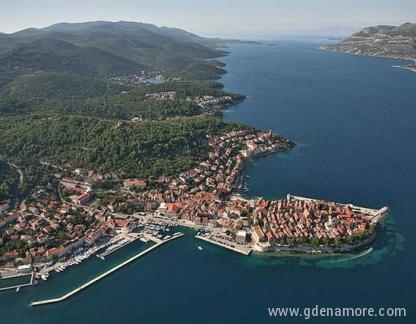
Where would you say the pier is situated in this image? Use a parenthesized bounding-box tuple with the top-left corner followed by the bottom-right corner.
(0, 272, 35, 292)
(30, 233, 184, 307)
(195, 234, 252, 256)
(97, 233, 142, 260)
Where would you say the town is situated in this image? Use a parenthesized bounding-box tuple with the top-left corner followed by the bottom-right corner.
(145, 90, 236, 109)
(109, 71, 166, 85)
(0, 125, 389, 291)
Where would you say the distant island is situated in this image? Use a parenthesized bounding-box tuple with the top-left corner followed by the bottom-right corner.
(0, 21, 389, 296)
(322, 22, 416, 71)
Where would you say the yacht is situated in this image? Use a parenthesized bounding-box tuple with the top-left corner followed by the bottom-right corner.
(198, 246, 203, 251)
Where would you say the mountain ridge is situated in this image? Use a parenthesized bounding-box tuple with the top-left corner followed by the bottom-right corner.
(0, 21, 232, 94)
(322, 23, 416, 60)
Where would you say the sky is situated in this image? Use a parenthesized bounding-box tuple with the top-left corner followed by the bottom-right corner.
(0, 0, 415, 37)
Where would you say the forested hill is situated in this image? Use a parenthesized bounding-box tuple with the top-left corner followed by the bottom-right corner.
(0, 161, 16, 201)
(0, 21, 227, 89)
(0, 21, 251, 189)
(0, 115, 246, 179)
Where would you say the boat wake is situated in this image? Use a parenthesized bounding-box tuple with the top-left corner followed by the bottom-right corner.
(331, 247, 373, 263)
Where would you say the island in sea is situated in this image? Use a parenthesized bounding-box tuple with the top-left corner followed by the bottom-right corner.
(322, 22, 416, 71)
(0, 21, 388, 297)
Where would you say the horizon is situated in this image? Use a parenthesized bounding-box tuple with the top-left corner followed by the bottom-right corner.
(1, 19, 415, 40)
(1, 0, 415, 38)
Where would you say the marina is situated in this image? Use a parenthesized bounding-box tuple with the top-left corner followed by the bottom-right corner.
(96, 233, 143, 260)
(30, 232, 184, 307)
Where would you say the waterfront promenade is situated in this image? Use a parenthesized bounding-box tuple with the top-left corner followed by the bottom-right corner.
(31, 233, 184, 306)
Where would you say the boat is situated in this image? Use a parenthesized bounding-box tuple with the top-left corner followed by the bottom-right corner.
(41, 273, 49, 281)
(198, 246, 203, 251)
(16, 287, 20, 293)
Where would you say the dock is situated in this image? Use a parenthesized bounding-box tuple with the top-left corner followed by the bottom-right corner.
(195, 235, 252, 256)
(97, 233, 142, 259)
(0, 272, 35, 292)
(30, 233, 184, 306)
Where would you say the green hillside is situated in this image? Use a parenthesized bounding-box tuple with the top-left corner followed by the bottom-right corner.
(0, 80, 242, 120)
(5, 72, 124, 100)
(0, 115, 245, 178)
(0, 21, 247, 187)
(0, 161, 16, 201)
(0, 21, 228, 94)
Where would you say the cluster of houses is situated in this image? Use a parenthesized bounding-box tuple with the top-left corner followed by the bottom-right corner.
(124, 130, 291, 216)
(0, 126, 375, 266)
(109, 71, 164, 85)
(145, 91, 176, 100)
(143, 91, 237, 111)
(60, 178, 92, 206)
(267, 196, 369, 240)
(239, 195, 371, 248)
(113, 130, 373, 249)
(187, 95, 234, 108)
(0, 185, 138, 266)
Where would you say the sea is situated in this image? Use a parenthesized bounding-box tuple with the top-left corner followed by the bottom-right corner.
(1, 39, 415, 323)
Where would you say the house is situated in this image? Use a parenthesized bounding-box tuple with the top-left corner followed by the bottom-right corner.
(166, 203, 182, 217)
(114, 219, 135, 233)
(85, 228, 104, 245)
(47, 247, 65, 258)
(72, 192, 91, 205)
(251, 226, 266, 243)
(236, 230, 247, 244)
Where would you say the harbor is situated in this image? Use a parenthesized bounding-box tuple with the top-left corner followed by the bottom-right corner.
(32, 220, 179, 282)
(30, 232, 184, 306)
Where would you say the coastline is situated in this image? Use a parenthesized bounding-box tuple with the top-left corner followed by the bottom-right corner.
(320, 45, 416, 64)
(214, 48, 389, 257)
(261, 231, 378, 256)
(392, 65, 416, 73)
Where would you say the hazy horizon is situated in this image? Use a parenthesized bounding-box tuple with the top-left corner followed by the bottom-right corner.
(1, 0, 415, 38)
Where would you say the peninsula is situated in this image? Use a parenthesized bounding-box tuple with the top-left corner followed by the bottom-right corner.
(322, 23, 416, 64)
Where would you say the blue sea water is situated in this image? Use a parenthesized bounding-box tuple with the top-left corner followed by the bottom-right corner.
(1, 41, 416, 323)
